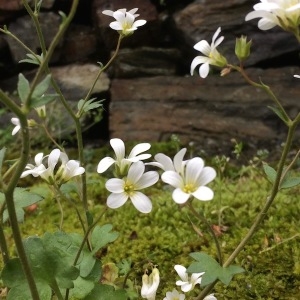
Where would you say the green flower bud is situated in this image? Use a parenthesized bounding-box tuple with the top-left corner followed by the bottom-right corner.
(235, 36, 252, 62)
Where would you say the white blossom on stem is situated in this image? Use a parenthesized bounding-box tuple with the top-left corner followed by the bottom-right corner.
(105, 161, 159, 213)
(21, 149, 85, 185)
(97, 138, 151, 176)
(174, 265, 204, 293)
(245, 0, 300, 34)
(190, 27, 227, 78)
(141, 267, 160, 300)
(102, 8, 146, 36)
(161, 157, 216, 204)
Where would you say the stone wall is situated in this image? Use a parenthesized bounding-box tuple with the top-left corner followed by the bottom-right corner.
(0, 0, 299, 155)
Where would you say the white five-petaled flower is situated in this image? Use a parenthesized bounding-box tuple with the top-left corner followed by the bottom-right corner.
(102, 8, 146, 36)
(21, 149, 85, 185)
(141, 267, 160, 300)
(161, 157, 216, 204)
(11, 117, 21, 135)
(97, 138, 151, 177)
(163, 288, 185, 300)
(190, 27, 227, 78)
(105, 161, 159, 213)
(147, 148, 188, 174)
(245, 0, 300, 34)
(174, 265, 204, 293)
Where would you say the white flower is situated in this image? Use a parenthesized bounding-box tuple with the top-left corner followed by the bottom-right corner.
(147, 148, 187, 174)
(102, 8, 146, 36)
(97, 138, 151, 176)
(294, 74, 300, 78)
(245, 0, 300, 33)
(141, 267, 160, 300)
(190, 27, 227, 78)
(21, 149, 85, 185)
(161, 157, 216, 204)
(105, 161, 159, 213)
(11, 117, 21, 135)
(163, 289, 185, 300)
(174, 265, 204, 293)
(204, 294, 217, 300)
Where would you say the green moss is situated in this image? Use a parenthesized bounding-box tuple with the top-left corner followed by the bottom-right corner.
(1, 165, 300, 299)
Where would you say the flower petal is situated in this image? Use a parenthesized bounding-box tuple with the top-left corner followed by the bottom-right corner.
(107, 192, 128, 209)
(127, 161, 145, 183)
(128, 142, 151, 158)
(97, 157, 115, 173)
(173, 148, 187, 173)
(110, 138, 125, 161)
(130, 191, 152, 213)
(199, 63, 210, 78)
(161, 171, 183, 188)
(172, 188, 190, 204)
(185, 157, 204, 185)
(192, 186, 214, 201)
(195, 166, 216, 186)
(136, 171, 159, 189)
(174, 265, 188, 282)
(105, 178, 125, 193)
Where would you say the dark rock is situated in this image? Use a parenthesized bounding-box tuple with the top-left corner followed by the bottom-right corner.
(6, 12, 61, 63)
(109, 67, 300, 155)
(60, 25, 98, 63)
(110, 47, 181, 78)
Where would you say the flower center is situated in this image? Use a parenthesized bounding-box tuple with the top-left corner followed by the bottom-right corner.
(183, 183, 196, 194)
(124, 182, 135, 195)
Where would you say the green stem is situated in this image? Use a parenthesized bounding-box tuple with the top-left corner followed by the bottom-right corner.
(77, 34, 123, 117)
(188, 202, 223, 265)
(22, 0, 47, 57)
(1, 109, 40, 299)
(0, 222, 9, 264)
(195, 120, 298, 300)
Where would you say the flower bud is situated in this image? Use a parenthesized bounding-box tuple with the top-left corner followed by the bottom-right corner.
(235, 36, 252, 61)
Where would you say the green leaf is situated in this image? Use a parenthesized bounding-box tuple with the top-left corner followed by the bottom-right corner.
(91, 224, 119, 255)
(19, 53, 43, 65)
(2, 258, 52, 300)
(77, 98, 104, 115)
(83, 284, 127, 300)
(267, 105, 289, 124)
(0, 188, 43, 223)
(280, 176, 300, 189)
(32, 74, 52, 99)
(117, 258, 132, 276)
(69, 276, 95, 299)
(17, 73, 30, 103)
(188, 252, 244, 287)
(31, 94, 58, 108)
(262, 163, 277, 184)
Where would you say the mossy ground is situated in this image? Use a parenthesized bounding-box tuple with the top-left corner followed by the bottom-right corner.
(1, 144, 300, 299)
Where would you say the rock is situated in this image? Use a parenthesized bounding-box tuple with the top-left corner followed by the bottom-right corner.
(0, 0, 22, 10)
(109, 67, 300, 155)
(109, 47, 181, 78)
(173, 0, 300, 67)
(5, 12, 62, 63)
(60, 25, 98, 63)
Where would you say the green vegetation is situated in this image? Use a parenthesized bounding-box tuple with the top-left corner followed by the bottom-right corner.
(1, 144, 299, 299)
